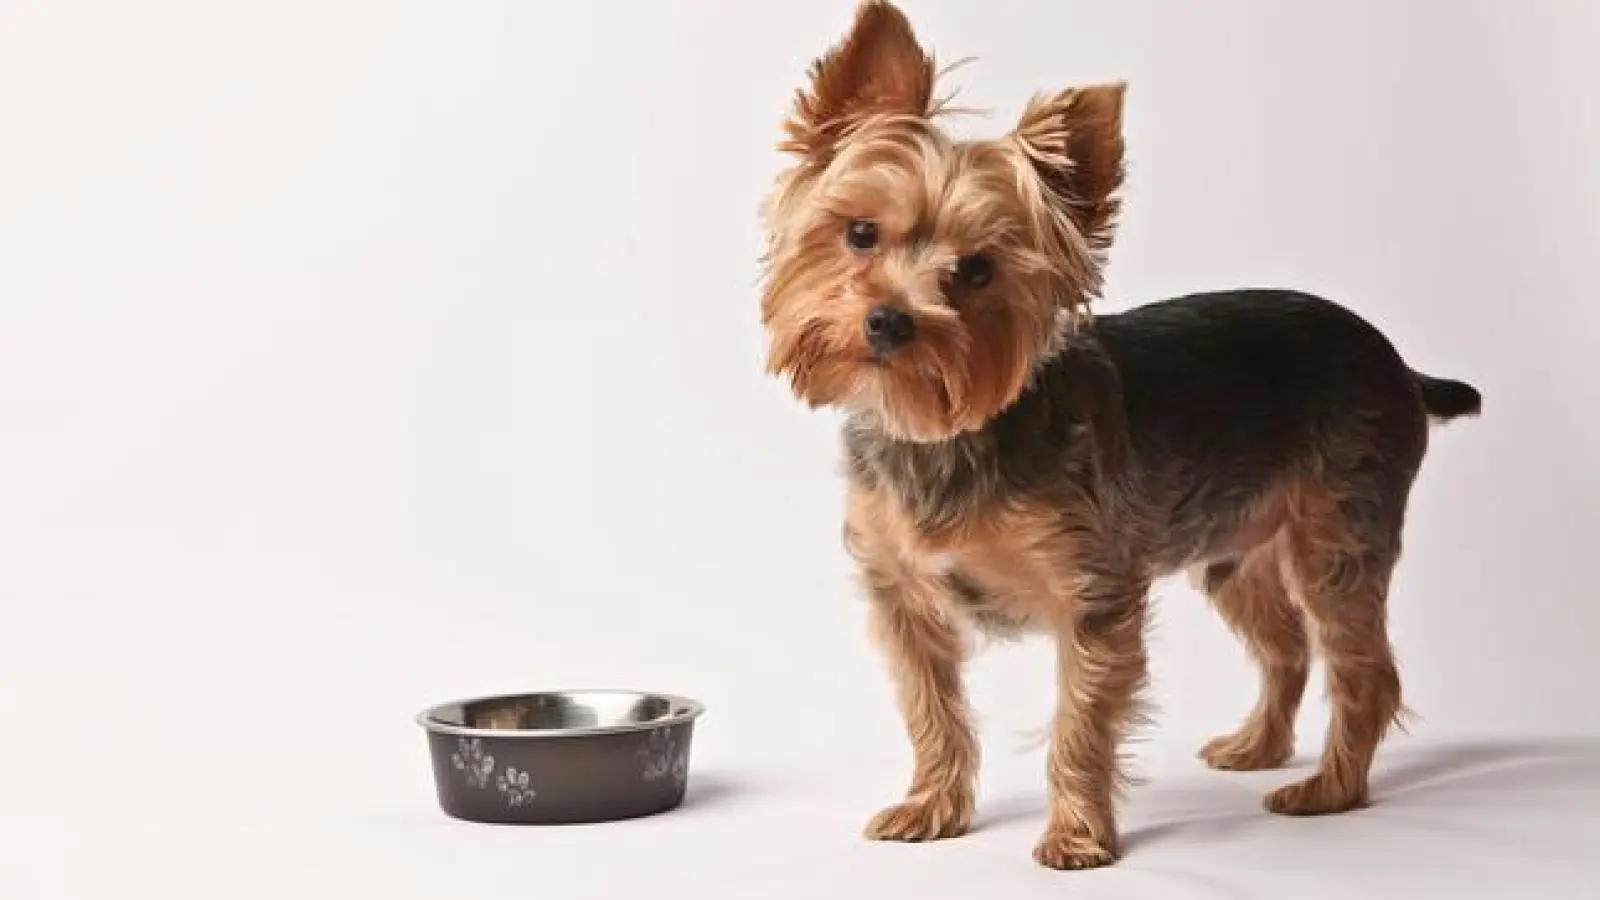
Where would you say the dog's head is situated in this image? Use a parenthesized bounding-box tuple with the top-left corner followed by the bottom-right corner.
(759, 0, 1126, 442)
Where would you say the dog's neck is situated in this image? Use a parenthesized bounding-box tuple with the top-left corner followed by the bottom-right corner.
(842, 410, 1006, 535)
(842, 337, 1109, 535)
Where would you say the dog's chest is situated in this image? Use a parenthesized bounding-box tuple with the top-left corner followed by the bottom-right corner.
(852, 481, 1073, 629)
(844, 421, 1087, 626)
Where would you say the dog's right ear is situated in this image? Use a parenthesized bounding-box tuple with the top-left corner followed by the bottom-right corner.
(781, 1, 936, 159)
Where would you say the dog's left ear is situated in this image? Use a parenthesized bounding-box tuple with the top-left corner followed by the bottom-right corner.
(1012, 83, 1127, 255)
(781, 1, 936, 159)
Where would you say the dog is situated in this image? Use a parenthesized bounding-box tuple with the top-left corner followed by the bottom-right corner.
(757, 0, 1481, 871)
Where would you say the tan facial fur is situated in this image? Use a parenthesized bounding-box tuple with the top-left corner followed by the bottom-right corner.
(759, 0, 1124, 442)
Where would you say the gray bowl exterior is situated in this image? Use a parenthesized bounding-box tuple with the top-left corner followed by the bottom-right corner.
(425, 720, 696, 825)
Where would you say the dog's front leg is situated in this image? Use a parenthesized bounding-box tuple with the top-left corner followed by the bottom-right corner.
(859, 569, 977, 842)
(1034, 575, 1150, 870)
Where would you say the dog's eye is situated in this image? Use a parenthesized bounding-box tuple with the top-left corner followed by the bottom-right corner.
(844, 220, 879, 251)
(954, 253, 994, 289)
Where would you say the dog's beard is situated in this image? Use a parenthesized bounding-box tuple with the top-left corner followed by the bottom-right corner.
(769, 297, 1057, 444)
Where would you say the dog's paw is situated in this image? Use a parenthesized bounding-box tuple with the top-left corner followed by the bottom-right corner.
(1032, 828, 1118, 871)
(1199, 729, 1294, 771)
(863, 794, 972, 842)
(1264, 773, 1368, 816)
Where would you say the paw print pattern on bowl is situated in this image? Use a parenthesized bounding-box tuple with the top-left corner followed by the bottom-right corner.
(636, 727, 688, 789)
(497, 767, 538, 808)
(451, 737, 495, 789)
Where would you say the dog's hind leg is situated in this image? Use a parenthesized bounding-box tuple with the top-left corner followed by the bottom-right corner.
(1197, 539, 1310, 771)
(1264, 473, 1407, 816)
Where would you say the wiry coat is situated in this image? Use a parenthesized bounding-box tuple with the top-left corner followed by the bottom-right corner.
(842, 287, 1477, 618)
(758, 1, 1481, 871)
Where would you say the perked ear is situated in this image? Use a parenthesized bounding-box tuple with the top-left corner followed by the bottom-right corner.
(781, 0, 936, 158)
(1013, 83, 1128, 255)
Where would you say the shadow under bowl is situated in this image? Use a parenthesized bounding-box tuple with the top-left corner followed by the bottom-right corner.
(417, 689, 705, 825)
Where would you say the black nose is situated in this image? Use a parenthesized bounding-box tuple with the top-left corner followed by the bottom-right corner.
(864, 306, 916, 353)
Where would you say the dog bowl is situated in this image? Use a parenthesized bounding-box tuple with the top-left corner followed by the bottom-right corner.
(417, 689, 705, 824)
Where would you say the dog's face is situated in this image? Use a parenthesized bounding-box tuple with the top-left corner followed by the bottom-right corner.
(759, 0, 1127, 442)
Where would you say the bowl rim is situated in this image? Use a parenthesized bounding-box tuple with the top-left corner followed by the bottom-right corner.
(414, 688, 706, 740)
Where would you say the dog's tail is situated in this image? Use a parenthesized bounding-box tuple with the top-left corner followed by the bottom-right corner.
(1414, 371, 1482, 422)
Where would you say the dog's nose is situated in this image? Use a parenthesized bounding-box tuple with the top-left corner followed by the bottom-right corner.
(864, 306, 916, 353)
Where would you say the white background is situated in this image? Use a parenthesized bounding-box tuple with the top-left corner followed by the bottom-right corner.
(3, 1, 1597, 897)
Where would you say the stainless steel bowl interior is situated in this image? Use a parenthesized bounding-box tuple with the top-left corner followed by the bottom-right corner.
(420, 690, 703, 737)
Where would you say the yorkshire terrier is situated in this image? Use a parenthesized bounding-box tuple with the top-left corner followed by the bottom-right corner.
(758, 0, 1481, 871)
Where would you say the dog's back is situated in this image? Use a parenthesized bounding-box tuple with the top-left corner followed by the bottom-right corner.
(1090, 289, 1477, 498)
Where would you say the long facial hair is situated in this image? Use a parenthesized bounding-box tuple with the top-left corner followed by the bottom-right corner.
(759, 0, 1126, 443)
